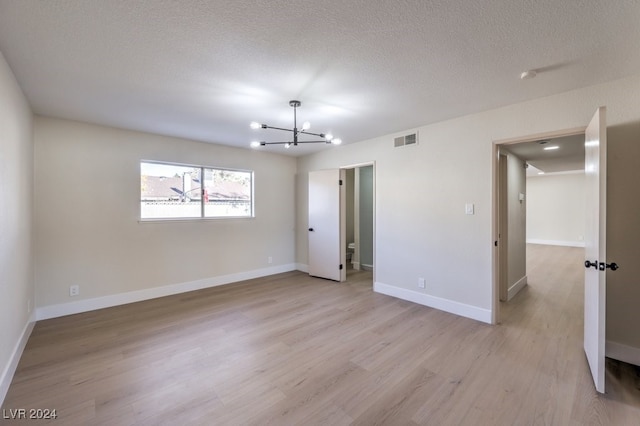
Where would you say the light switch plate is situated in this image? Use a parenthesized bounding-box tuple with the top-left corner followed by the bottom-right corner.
(465, 203, 474, 215)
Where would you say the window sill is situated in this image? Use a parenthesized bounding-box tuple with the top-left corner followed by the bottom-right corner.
(138, 216, 255, 223)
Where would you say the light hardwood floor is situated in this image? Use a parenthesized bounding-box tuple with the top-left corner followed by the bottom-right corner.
(3, 245, 640, 425)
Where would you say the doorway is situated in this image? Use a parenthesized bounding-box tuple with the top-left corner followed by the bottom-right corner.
(342, 163, 375, 284)
(492, 127, 586, 324)
(493, 108, 611, 394)
(307, 163, 376, 285)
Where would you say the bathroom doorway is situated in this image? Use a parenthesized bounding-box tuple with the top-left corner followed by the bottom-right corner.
(342, 163, 375, 284)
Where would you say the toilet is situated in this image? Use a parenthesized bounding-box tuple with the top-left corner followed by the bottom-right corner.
(347, 242, 355, 263)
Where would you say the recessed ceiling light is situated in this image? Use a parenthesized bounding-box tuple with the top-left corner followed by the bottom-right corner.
(538, 172, 545, 175)
(543, 146, 559, 150)
(520, 70, 537, 80)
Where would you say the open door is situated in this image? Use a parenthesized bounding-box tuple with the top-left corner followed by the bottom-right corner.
(583, 106, 608, 393)
(308, 169, 346, 281)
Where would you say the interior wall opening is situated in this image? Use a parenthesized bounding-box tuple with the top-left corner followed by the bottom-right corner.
(493, 128, 586, 323)
(342, 164, 374, 285)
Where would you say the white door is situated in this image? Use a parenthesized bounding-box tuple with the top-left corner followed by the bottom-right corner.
(308, 169, 346, 281)
(584, 106, 607, 393)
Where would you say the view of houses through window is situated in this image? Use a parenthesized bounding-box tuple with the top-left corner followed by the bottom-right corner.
(140, 161, 253, 219)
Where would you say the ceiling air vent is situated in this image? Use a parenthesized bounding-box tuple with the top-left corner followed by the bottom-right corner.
(394, 132, 418, 148)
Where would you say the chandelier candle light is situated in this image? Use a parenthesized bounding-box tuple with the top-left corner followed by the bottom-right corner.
(250, 100, 342, 149)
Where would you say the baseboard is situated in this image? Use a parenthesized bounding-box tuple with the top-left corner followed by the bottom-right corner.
(526, 239, 585, 248)
(36, 263, 297, 321)
(374, 281, 492, 324)
(1, 319, 35, 407)
(295, 263, 373, 273)
(606, 340, 640, 367)
(507, 275, 527, 301)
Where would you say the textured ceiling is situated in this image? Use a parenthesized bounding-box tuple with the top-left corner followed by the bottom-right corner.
(1, 1, 640, 156)
(505, 134, 585, 175)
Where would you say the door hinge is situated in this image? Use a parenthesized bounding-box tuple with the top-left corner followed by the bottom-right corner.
(339, 264, 343, 270)
(339, 179, 343, 186)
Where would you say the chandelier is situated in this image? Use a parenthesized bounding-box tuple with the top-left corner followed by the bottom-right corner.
(250, 100, 342, 149)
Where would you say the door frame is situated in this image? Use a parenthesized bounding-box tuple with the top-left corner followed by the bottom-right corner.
(498, 153, 509, 302)
(340, 161, 376, 284)
(491, 126, 585, 324)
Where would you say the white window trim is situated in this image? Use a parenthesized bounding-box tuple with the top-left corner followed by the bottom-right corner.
(140, 160, 255, 221)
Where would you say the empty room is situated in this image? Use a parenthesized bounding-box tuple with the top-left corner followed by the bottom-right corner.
(2, 1, 640, 424)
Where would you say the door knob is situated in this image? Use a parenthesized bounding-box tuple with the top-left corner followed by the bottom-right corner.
(308, 228, 314, 232)
(599, 262, 619, 271)
(585, 260, 598, 269)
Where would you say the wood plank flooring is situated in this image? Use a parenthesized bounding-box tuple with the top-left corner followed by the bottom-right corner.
(2, 245, 640, 425)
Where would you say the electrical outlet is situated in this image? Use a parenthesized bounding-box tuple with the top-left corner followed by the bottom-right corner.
(69, 285, 80, 297)
(268, 256, 273, 264)
(418, 278, 426, 289)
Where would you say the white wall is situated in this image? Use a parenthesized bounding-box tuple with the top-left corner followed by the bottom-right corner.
(527, 172, 586, 247)
(34, 117, 297, 317)
(606, 120, 640, 361)
(296, 72, 640, 324)
(0, 51, 34, 404)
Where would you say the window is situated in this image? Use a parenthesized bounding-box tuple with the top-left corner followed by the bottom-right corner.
(140, 161, 253, 220)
